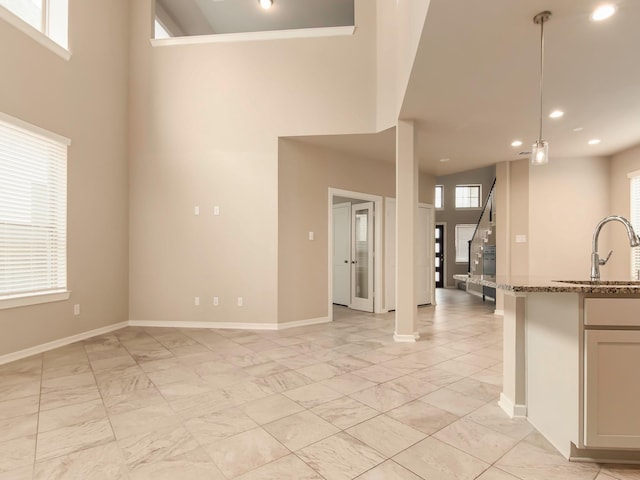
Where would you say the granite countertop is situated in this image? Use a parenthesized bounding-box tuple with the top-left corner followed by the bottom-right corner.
(453, 274, 640, 294)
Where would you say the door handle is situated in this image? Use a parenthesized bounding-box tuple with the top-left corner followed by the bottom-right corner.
(344, 260, 348, 263)
(351, 260, 357, 264)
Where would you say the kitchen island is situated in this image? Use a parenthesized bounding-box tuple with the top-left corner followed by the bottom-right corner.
(497, 277, 640, 462)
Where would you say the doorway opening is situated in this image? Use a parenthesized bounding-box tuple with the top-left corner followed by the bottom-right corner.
(328, 188, 384, 318)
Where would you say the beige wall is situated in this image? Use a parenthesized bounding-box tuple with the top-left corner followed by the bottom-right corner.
(278, 138, 435, 324)
(0, 0, 130, 356)
(609, 144, 640, 279)
(129, 0, 377, 325)
(395, 0, 431, 113)
(278, 140, 393, 324)
(528, 157, 610, 280)
(509, 160, 530, 277)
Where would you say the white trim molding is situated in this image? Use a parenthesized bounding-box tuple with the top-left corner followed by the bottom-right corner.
(0, 321, 128, 366)
(393, 332, 420, 343)
(0, 291, 70, 310)
(151, 25, 355, 47)
(129, 317, 330, 331)
(0, 5, 70, 60)
(499, 392, 527, 418)
(277, 317, 331, 330)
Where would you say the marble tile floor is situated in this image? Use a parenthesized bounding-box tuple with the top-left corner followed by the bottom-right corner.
(0, 289, 639, 479)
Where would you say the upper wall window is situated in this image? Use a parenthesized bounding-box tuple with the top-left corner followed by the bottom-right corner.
(152, 0, 355, 42)
(435, 185, 443, 209)
(455, 184, 481, 209)
(0, 112, 70, 309)
(0, 0, 68, 54)
(154, 18, 172, 39)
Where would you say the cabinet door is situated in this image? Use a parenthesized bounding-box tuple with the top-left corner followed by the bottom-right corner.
(584, 330, 640, 448)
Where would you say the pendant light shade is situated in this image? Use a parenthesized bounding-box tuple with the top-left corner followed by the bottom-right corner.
(531, 11, 551, 166)
(531, 139, 549, 166)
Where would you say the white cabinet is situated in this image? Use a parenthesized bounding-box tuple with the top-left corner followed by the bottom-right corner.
(584, 329, 640, 448)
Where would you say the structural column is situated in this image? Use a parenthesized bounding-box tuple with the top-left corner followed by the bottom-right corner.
(500, 292, 527, 417)
(394, 120, 419, 341)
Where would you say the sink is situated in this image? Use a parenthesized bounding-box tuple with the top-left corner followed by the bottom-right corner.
(554, 280, 640, 285)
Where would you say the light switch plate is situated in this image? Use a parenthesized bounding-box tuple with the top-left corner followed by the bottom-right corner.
(214, 206, 220, 216)
(515, 234, 527, 243)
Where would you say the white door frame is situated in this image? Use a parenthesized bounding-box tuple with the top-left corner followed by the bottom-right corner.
(328, 188, 384, 320)
(385, 200, 436, 309)
(422, 203, 436, 306)
(436, 221, 447, 290)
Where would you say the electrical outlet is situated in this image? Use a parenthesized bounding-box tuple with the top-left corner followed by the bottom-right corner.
(237, 297, 243, 307)
(213, 296, 219, 306)
(194, 206, 200, 216)
(213, 206, 220, 216)
(308, 231, 314, 241)
(194, 296, 200, 306)
(73, 304, 80, 316)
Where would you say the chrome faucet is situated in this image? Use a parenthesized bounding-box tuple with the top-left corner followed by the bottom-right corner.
(591, 215, 640, 280)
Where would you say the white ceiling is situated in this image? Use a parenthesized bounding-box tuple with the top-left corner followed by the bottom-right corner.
(403, 0, 640, 175)
(155, 0, 354, 36)
(157, 0, 640, 177)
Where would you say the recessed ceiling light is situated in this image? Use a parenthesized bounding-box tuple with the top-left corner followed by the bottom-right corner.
(439, 158, 450, 163)
(549, 110, 564, 118)
(573, 127, 584, 132)
(511, 140, 523, 147)
(588, 139, 601, 145)
(591, 4, 616, 21)
(259, 0, 273, 9)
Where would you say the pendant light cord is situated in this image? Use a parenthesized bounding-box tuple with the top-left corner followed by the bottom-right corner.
(538, 17, 545, 142)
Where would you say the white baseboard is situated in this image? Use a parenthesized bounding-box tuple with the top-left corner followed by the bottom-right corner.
(498, 392, 527, 418)
(129, 316, 331, 331)
(277, 317, 331, 330)
(0, 321, 129, 366)
(129, 320, 280, 330)
(494, 309, 504, 316)
(0, 316, 335, 366)
(393, 332, 420, 343)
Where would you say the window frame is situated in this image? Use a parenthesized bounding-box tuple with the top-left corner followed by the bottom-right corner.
(0, 0, 69, 60)
(455, 184, 482, 210)
(0, 111, 70, 310)
(435, 185, 444, 210)
(454, 224, 476, 264)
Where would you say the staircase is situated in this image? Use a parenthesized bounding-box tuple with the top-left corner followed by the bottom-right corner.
(467, 179, 496, 297)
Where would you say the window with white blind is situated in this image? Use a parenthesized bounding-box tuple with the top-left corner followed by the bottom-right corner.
(0, 0, 69, 58)
(630, 172, 640, 279)
(455, 224, 475, 263)
(0, 112, 69, 309)
(435, 185, 443, 209)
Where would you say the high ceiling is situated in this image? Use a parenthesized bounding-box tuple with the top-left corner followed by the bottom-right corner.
(155, 0, 640, 177)
(404, 0, 640, 175)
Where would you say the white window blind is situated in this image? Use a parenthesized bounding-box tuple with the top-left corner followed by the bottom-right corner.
(435, 185, 443, 209)
(455, 224, 475, 263)
(631, 174, 640, 279)
(0, 113, 68, 300)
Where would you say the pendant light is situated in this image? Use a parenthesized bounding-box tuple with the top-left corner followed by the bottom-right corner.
(531, 11, 551, 166)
